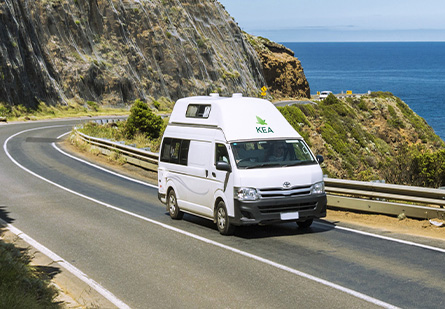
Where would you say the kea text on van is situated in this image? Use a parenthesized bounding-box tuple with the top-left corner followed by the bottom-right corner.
(158, 93, 327, 235)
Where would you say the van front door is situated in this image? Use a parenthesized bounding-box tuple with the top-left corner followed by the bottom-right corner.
(211, 143, 234, 216)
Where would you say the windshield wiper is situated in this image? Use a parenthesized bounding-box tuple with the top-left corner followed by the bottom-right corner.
(283, 161, 315, 167)
(244, 163, 283, 169)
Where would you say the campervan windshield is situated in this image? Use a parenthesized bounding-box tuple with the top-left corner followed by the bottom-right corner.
(231, 139, 317, 169)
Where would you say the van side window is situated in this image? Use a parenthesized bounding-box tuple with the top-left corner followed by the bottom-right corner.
(160, 138, 172, 162)
(186, 104, 211, 118)
(179, 140, 190, 165)
(169, 139, 181, 164)
(215, 143, 230, 164)
(160, 138, 190, 165)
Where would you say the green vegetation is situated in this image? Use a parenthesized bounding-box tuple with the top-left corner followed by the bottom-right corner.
(125, 99, 164, 139)
(387, 146, 445, 188)
(387, 105, 405, 129)
(0, 235, 60, 308)
(280, 92, 445, 186)
(412, 149, 445, 187)
(0, 100, 129, 122)
(278, 105, 311, 146)
(76, 99, 167, 154)
(86, 100, 99, 112)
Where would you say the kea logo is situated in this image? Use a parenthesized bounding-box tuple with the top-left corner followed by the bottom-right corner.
(256, 116, 274, 133)
(256, 116, 267, 125)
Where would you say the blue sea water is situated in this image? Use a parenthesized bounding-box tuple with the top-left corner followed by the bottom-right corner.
(281, 42, 445, 142)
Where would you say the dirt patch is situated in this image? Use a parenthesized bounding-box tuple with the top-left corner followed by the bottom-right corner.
(326, 209, 445, 241)
(61, 137, 445, 241)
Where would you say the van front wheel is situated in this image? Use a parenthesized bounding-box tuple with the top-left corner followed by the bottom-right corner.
(297, 219, 313, 229)
(168, 190, 183, 220)
(216, 201, 235, 235)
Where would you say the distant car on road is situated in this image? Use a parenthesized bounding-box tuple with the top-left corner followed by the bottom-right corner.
(319, 91, 332, 100)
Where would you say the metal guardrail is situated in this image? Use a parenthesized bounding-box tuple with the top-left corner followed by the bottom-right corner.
(75, 129, 445, 220)
(76, 131, 159, 172)
(325, 178, 445, 220)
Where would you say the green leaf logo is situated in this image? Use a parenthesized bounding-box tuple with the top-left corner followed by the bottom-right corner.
(256, 116, 267, 125)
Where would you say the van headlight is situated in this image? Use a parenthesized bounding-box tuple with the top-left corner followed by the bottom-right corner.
(235, 187, 260, 201)
(311, 181, 325, 194)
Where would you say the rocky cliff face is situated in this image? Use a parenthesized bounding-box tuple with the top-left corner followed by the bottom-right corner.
(246, 34, 310, 99)
(0, 0, 272, 108)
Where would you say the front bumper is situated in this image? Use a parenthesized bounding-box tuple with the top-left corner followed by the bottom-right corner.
(231, 193, 327, 226)
(158, 192, 166, 204)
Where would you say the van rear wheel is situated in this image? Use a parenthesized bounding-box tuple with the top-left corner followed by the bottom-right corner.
(168, 190, 183, 220)
(216, 201, 235, 235)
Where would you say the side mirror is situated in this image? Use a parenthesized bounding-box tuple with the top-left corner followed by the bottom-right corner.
(316, 155, 324, 164)
(216, 161, 232, 172)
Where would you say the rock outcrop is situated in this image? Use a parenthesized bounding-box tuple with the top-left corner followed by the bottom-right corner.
(246, 34, 310, 99)
(0, 0, 270, 108)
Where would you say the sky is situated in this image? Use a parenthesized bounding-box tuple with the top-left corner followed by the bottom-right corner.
(217, 0, 445, 42)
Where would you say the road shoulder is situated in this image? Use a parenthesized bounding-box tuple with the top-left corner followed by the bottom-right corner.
(0, 225, 117, 308)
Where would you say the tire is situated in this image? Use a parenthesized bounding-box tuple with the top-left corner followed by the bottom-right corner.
(297, 219, 313, 229)
(167, 190, 183, 220)
(216, 201, 235, 235)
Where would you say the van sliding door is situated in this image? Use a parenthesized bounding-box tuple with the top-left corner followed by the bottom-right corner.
(184, 140, 213, 217)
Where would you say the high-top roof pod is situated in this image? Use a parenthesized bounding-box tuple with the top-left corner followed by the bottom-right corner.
(169, 93, 301, 142)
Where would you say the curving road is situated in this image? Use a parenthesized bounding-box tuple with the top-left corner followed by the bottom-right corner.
(1, 119, 445, 308)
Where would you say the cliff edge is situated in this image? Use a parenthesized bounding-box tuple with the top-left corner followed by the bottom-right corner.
(246, 34, 310, 99)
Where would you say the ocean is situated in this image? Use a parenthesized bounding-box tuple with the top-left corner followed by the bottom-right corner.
(281, 42, 445, 142)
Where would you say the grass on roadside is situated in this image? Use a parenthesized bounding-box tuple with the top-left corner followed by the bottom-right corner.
(76, 119, 165, 153)
(70, 120, 164, 166)
(0, 234, 61, 308)
(0, 101, 129, 122)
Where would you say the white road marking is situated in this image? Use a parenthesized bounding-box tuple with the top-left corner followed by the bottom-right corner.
(3, 125, 401, 308)
(5, 222, 130, 309)
(3, 126, 130, 309)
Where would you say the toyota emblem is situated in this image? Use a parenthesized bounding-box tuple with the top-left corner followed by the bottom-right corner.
(283, 181, 291, 188)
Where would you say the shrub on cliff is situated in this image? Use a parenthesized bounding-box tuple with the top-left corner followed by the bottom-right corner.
(125, 99, 164, 139)
(0, 103, 11, 117)
(412, 149, 445, 187)
(278, 105, 311, 146)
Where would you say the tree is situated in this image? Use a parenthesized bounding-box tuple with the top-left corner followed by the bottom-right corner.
(125, 99, 163, 139)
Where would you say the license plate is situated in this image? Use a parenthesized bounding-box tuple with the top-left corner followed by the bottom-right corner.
(280, 211, 299, 220)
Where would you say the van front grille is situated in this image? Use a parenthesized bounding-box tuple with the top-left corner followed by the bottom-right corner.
(258, 185, 311, 198)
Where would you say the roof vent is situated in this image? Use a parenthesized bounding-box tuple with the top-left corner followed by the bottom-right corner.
(209, 93, 219, 98)
(232, 93, 243, 98)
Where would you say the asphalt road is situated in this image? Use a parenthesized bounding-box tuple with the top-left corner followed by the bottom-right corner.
(1, 119, 444, 308)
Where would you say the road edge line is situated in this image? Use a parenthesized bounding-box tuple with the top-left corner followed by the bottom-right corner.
(3, 126, 130, 309)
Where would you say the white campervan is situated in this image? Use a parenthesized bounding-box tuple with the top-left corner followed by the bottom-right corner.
(158, 93, 326, 235)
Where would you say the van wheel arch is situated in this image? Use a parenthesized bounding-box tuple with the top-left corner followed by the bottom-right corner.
(213, 197, 224, 223)
(167, 188, 183, 220)
(166, 187, 174, 211)
(215, 199, 235, 235)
